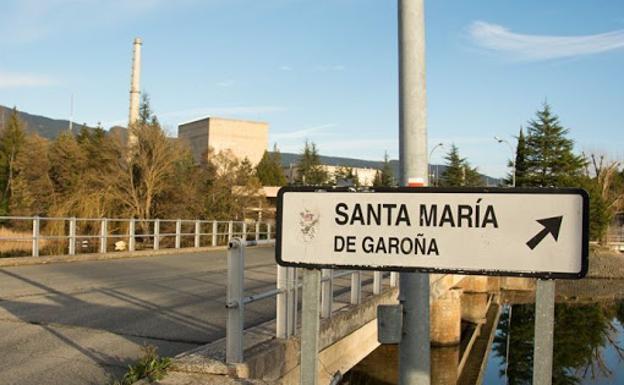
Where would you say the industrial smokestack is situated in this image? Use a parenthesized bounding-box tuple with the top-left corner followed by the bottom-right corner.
(128, 37, 142, 146)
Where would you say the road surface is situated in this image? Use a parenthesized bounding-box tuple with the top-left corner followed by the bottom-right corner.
(0, 247, 279, 385)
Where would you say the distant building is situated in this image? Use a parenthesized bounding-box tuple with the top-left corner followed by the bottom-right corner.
(178, 117, 269, 165)
(284, 164, 378, 186)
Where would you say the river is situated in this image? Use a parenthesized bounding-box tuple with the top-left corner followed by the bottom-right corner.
(341, 285, 624, 384)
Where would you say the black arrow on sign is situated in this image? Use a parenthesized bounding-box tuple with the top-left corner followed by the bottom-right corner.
(526, 216, 563, 250)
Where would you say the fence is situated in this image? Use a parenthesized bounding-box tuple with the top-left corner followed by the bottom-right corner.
(225, 238, 399, 363)
(0, 216, 274, 258)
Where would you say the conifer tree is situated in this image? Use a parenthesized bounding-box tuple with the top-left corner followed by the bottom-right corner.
(524, 103, 585, 187)
(255, 145, 287, 186)
(295, 140, 329, 185)
(440, 144, 482, 187)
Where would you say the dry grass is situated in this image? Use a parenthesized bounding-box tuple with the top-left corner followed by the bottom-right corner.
(0, 227, 48, 253)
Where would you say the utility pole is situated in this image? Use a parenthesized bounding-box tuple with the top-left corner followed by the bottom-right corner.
(398, 1, 430, 385)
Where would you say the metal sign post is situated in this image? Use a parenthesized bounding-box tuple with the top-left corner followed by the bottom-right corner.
(533, 279, 555, 385)
(300, 269, 321, 385)
(398, 0, 429, 383)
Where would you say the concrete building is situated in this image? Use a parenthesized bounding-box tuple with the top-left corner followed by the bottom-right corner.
(284, 164, 379, 186)
(178, 117, 269, 165)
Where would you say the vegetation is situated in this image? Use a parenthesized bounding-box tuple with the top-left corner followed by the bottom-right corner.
(0, 99, 267, 228)
(112, 345, 171, 385)
(523, 103, 586, 187)
(334, 166, 359, 187)
(255, 145, 287, 186)
(294, 140, 330, 186)
(373, 152, 396, 187)
(440, 144, 482, 187)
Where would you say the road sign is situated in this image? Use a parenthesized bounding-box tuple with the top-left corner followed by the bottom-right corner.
(276, 187, 589, 279)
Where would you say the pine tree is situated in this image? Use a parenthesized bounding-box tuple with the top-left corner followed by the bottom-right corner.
(0, 107, 26, 213)
(514, 128, 529, 187)
(255, 146, 287, 186)
(503, 128, 529, 187)
(373, 152, 395, 187)
(524, 103, 585, 187)
(295, 140, 329, 186)
(380, 152, 395, 187)
(440, 144, 482, 187)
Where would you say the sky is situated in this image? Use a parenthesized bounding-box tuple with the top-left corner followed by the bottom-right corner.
(0, 0, 623, 178)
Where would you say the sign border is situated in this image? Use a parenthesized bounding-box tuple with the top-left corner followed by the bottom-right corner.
(275, 186, 589, 280)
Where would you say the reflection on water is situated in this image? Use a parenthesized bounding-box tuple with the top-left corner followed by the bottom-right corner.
(487, 302, 624, 385)
(341, 301, 624, 385)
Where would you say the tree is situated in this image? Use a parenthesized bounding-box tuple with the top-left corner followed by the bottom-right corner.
(505, 127, 529, 187)
(0, 107, 26, 213)
(295, 140, 329, 186)
(255, 146, 287, 186)
(440, 144, 482, 187)
(524, 103, 585, 187)
(373, 152, 396, 187)
(9, 134, 54, 216)
(114, 97, 196, 223)
(334, 166, 359, 187)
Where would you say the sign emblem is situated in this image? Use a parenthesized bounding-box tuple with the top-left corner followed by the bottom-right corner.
(298, 209, 320, 242)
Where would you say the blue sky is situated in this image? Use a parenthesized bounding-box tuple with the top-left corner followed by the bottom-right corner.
(0, 0, 623, 178)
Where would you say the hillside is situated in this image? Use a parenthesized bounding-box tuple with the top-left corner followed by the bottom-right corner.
(0, 105, 91, 139)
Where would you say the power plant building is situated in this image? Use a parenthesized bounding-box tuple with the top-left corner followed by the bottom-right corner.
(178, 117, 269, 165)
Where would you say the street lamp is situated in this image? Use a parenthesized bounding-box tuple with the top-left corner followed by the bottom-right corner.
(494, 136, 516, 187)
(429, 142, 444, 187)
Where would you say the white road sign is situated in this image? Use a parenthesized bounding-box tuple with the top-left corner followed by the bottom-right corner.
(276, 187, 588, 279)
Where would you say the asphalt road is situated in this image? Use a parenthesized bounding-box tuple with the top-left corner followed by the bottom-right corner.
(0, 247, 279, 385)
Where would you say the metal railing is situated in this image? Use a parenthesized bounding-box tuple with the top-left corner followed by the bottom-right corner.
(225, 237, 399, 363)
(0, 216, 274, 258)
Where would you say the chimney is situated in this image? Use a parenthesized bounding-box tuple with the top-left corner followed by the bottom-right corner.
(128, 37, 142, 146)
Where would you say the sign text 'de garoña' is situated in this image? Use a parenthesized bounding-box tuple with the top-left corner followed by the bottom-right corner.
(275, 187, 588, 279)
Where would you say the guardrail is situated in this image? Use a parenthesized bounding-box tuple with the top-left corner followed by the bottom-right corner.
(0, 216, 274, 257)
(225, 237, 399, 363)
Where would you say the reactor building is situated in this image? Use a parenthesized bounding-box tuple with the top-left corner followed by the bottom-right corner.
(178, 116, 269, 165)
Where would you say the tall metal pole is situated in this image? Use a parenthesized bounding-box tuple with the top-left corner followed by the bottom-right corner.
(398, 1, 430, 385)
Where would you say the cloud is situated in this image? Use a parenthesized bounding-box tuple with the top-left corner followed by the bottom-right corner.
(279, 65, 293, 71)
(0, 70, 58, 88)
(272, 123, 337, 140)
(468, 21, 624, 61)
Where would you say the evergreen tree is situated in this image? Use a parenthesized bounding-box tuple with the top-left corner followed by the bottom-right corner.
(440, 144, 482, 187)
(255, 146, 287, 186)
(524, 103, 585, 187)
(295, 140, 329, 186)
(380, 152, 395, 187)
(504, 128, 529, 187)
(0, 107, 26, 214)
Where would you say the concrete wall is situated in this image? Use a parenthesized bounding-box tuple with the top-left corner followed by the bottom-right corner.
(178, 117, 269, 165)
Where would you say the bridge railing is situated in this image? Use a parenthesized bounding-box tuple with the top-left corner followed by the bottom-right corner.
(0, 216, 274, 258)
(225, 237, 398, 363)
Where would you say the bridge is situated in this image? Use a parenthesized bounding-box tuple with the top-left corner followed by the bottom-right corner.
(0, 215, 602, 385)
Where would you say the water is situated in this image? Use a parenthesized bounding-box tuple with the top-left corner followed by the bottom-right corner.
(483, 302, 624, 385)
(341, 300, 624, 385)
